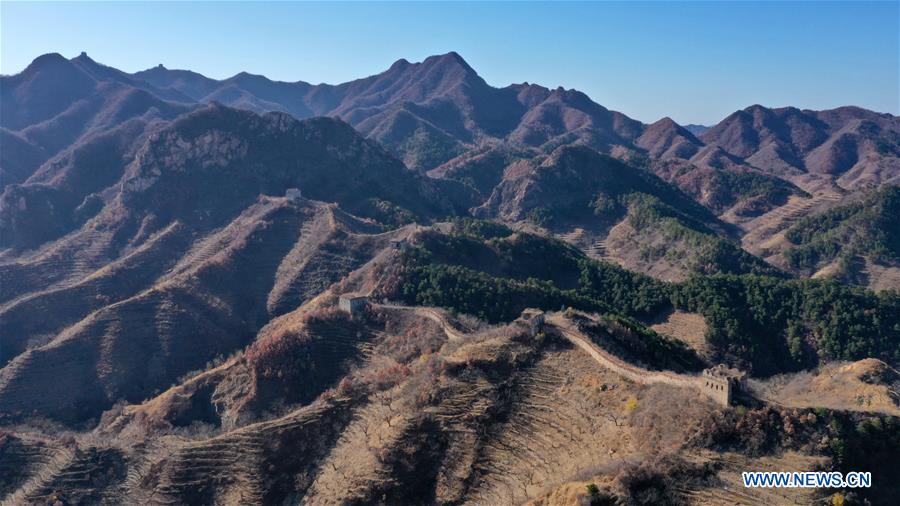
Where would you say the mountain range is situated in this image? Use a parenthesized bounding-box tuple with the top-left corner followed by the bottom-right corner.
(6, 51, 898, 180)
(4, 52, 897, 228)
(1, 51, 899, 505)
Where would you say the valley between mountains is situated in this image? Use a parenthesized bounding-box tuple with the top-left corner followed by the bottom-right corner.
(1, 52, 898, 505)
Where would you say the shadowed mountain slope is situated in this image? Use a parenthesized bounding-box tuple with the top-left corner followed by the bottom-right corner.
(0, 103, 474, 252)
(470, 145, 779, 279)
(474, 145, 715, 225)
(0, 52, 195, 183)
(0, 103, 476, 425)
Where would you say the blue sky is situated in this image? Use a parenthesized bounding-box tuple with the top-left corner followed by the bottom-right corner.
(2, 1, 898, 124)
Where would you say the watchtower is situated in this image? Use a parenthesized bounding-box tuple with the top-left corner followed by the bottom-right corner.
(518, 308, 545, 337)
(702, 364, 747, 406)
(286, 188, 302, 202)
(338, 294, 369, 318)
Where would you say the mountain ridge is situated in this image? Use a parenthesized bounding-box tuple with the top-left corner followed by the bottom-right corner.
(6, 51, 897, 186)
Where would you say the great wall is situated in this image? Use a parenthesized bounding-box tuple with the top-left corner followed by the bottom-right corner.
(546, 313, 747, 406)
(338, 295, 748, 407)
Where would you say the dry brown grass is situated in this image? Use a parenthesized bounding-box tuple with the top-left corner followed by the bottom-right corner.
(758, 359, 900, 416)
(647, 309, 710, 359)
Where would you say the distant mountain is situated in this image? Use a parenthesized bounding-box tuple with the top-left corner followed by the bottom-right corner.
(700, 105, 900, 189)
(135, 53, 646, 170)
(637, 104, 898, 218)
(0, 52, 193, 131)
(6, 52, 898, 198)
(474, 145, 711, 225)
(0, 52, 194, 188)
(635, 117, 703, 159)
(132, 54, 900, 192)
(683, 123, 711, 136)
(0, 129, 47, 187)
(649, 158, 805, 216)
(0, 103, 473, 251)
(473, 145, 779, 279)
(426, 144, 533, 199)
(109, 104, 473, 226)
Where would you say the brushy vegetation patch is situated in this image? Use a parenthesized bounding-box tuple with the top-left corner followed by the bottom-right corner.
(590, 188, 784, 277)
(418, 227, 586, 289)
(244, 308, 374, 408)
(518, 146, 719, 231)
(721, 169, 804, 202)
(395, 126, 467, 171)
(352, 198, 418, 228)
(578, 454, 718, 506)
(399, 262, 603, 323)
(785, 185, 900, 271)
(673, 275, 900, 375)
(623, 192, 785, 277)
(449, 217, 512, 240)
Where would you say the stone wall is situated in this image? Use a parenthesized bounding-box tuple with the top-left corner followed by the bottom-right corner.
(551, 314, 742, 407)
(701, 376, 732, 406)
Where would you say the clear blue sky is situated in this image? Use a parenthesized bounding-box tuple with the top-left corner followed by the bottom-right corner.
(2, 1, 898, 125)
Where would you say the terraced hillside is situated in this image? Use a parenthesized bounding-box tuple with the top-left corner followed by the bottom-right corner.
(738, 189, 844, 258)
(0, 301, 716, 504)
(5, 301, 895, 504)
(741, 185, 900, 290)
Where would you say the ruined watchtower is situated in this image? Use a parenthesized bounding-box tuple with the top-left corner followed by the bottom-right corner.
(702, 364, 747, 406)
(338, 294, 369, 319)
(286, 188, 302, 202)
(518, 308, 545, 337)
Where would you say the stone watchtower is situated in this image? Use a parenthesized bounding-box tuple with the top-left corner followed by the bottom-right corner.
(701, 364, 747, 406)
(286, 188, 302, 202)
(518, 308, 545, 337)
(338, 294, 369, 319)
